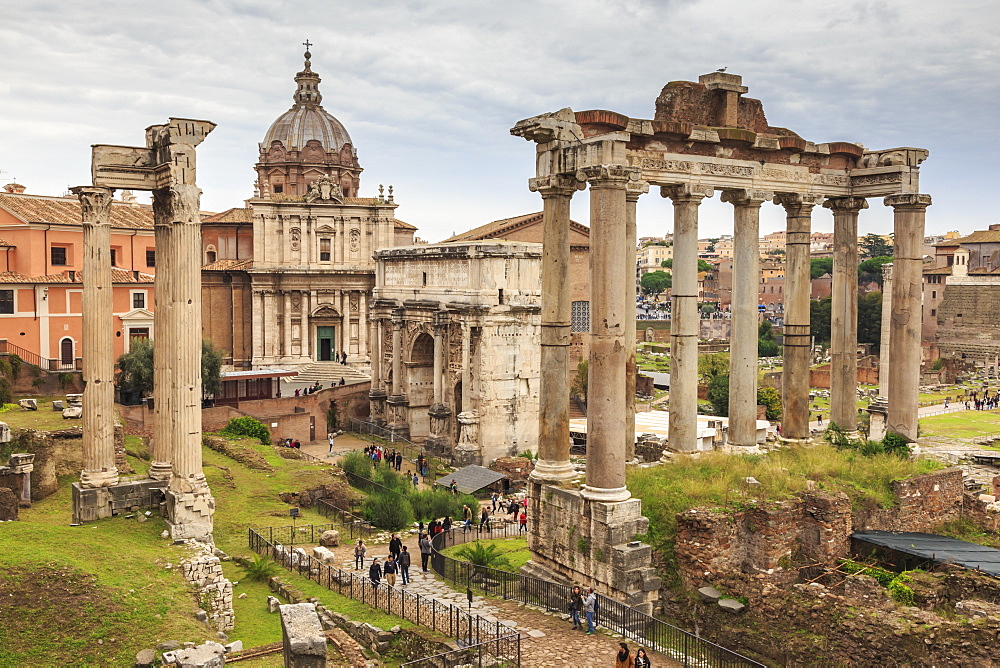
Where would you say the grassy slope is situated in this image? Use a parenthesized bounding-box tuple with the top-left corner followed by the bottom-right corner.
(920, 410, 1000, 439)
(0, 433, 414, 666)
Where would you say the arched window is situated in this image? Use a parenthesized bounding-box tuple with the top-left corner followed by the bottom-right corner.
(60, 338, 74, 366)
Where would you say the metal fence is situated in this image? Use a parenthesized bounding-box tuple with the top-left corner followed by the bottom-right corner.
(313, 499, 378, 540)
(247, 525, 520, 666)
(400, 635, 521, 668)
(430, 527, 763, 668)
(346, 418, 424, 463)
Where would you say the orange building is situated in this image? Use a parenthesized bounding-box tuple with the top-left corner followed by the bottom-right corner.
(0, 185, 156, 369)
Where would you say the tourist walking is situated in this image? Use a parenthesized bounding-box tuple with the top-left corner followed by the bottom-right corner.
(398, 546, 411, 585)
(412, 472, 420, 487)
(615, 642, 632, 668)
(583, 587, 597, 634)
(419, 533, 432, 572)
(368, 558, 382, 589)
(383, 555, 398, 587)
(479, 507, 489, 532)
(568, 585, 584, 630)
(354, 539, 366, 570)
(634, 648, 652, 667)
(518, 510, 527, 533)
(491, 491, 499, 512)
(389, 533, 402, 561)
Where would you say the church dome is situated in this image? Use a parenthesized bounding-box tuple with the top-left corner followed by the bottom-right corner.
(261, 48, 352, 152)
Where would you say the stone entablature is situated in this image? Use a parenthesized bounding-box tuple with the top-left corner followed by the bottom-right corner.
(370, 242, 542, 464)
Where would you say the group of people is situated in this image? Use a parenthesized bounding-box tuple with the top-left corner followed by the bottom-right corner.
(293, 382, 327, 396)
(490, 492, 529, 533)
(568, 586, 653, 665)
(364, 443, 405, 471)
(356, 533, 416, 589)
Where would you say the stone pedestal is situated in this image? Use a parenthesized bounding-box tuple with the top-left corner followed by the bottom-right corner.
(525, 482, 660, 613)
(71, 477, 167, 524)
(386, 395, 410, 441)
(280, 602, 328, 667)
(424, 403, 453, 457)
(165, 487, 216, 541)
(368, 388, 388, 427)
(454, 411, 481, 466)
(867, 397, 889, 442)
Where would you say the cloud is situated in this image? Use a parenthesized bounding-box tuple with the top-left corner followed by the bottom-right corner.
(1, 0, 997, 241)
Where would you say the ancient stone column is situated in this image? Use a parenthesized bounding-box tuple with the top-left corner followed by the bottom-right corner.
(156, 183, 215, 539)
(878, 263, 893, 398)
(301, 291, 310, 359)
(529, 176, 579, 483)
(825, 197, 869, 433)
(776, 193, 821, 442)
(283, 291, 293, 359)
(359, 291, 368, 359)
(427, 311, 452, 453)
(72, 186, 119, 488)
(149, 197, 175, 481)
(368, 317, 387, 427)
(722, 190, 771, 448)
(582, 165, 637, 501)
(663, 184, 712, 454)
(885, 194, 931, 441)
(624, 181, 648, 463)
(387, 308, 409, 438)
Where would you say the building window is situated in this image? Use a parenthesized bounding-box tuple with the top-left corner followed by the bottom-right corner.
(931, 309, 936, 316)
(273, 184, 284, 194)
(133, 292, 145, 309)
(319, 238, 331, 261)
(146, 249, 155, 267)
(0, 290, 12, 314)
(571, 300, 590, 333)
(110, 249, 117, 266)
(51, 246, 67, 266)
(931, 290, 936, 299)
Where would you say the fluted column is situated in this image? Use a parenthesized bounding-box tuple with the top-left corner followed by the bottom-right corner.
(72, 186, 119, 488)
(582, 164, 637, 502)
(283, 291, 292, 360)
(150, 197, 175, 481)
(391, 313, 404, 396)
(722, 190, 771, 448)
(878, 263, 894, 397)
(359, 291, 368, 359)
(371, 319, 383, 388)
(885, 194, 931, 441)
(826, 197, 869, 433)
(776, 193, 821, 442)
(461, 323, 472, 410)
(663, 184, 712, 454)
(528, 176, 579, 483)
(624, 181, 648, 463)
(301, 291, 310, 360)
(154, 183, 210, 493)
(341, 291, 350, 358)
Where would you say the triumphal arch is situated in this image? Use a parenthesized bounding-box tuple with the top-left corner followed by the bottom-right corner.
(513, 72, 929, 610)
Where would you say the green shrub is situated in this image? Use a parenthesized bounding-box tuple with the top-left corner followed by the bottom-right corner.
(839, 559, 894, 586)
(373, 466, 410, 494)
(881, 432, 911, 456)
(0, 403, 17, 413)
(220, 416, 271, 445)
(409, 489, 458, 522)
(518, 450, 538, 461)
(0, 377, 11, 407)
(452, 541, 513, 570)
(361, 492, 414, 531)
(7, 355, 21, 380)
(241, 553, 281, 582)
(887, 573, 915, 605)
(341, 451, 374, 479)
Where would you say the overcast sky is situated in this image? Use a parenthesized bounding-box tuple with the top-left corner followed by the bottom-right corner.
(1, 0, 997, 242)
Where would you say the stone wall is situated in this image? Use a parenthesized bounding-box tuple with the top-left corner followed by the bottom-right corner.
(674, 469, 971, 588)
(180, 548, 235, 632)
(808, 361, 879, 390)
(7, 426, 128, 500)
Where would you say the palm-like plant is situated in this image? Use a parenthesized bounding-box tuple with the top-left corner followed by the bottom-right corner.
(453, 541, 513, 571)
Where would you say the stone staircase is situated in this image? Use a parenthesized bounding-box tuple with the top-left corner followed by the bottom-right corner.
(284, 362, 371, 387)
(569, 397, 587, 419)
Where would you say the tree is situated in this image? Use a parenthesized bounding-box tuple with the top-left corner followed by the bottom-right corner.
(810, 298, 832, 345)
(571, 360, 588, 401)
(698, 259, 714, 273)
(115, 337, 224, 399)
(641, 270, 672, 295)
(758, 320, 780, 357)
(810, 257, 833, 279)
(707, 374, 729, 416)
(757, 385, 782, 420)
(858, 256, 893, 287)
(660, 259, 672, 269)
(860, 233, 893, 260)
(698, 352, 729, 381)
(857, 291, 883, 353)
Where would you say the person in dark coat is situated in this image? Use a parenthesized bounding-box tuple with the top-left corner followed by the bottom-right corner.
(419, 533, 432, 572)
(383, 555, 398, 587)
(568, 585, 584, 630)
(634, 648, 652, 667)
(615, 642, 632, 668)
(388, 533, 402, 561)
(368, 557, 382, 589)
(398, 545, 411, 584)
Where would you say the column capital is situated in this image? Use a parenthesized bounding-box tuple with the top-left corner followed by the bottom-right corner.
(528, 175, 584, 196)
(774, 192, 824, 211)
(433, 310, 450, 329)
(70, 186, 115, 223)
(625, 180, 650, 202)
(578, 164, 640, 187)
(884, 193, 932, 209)
(152, 184, 204, 225)
(660, 183, 713, 202)
(720, 189, 772, 206)
(822, 196, 869, 213)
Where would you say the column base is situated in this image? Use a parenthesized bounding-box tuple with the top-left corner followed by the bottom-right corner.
(867, 398, 889, 442)
(529, 459, 579, 484)
(164, 486, 216, 542)
(148, 462, 173, 481)
(71, 477, 168, 524)
(79, 468, 120, 489)
(580, 484, 631, 502)
(777, 436, 813, 447)
(659, 449, 700, 464)
(717, 443, 764, 455)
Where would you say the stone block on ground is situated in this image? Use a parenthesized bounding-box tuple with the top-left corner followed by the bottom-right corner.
(224, 640, 243, 653)
(62, 406, 83, 419)
(134, 648, 156, 667)
(268, 595, 281, 613)
(280, 602, 327, 666)
(51, 400, 64, 411)
(312, 546, 336, 564)
(718, 598, 746, 614)
(319, 529, 340, 547)
(698, 586, 722, 603)
(171, 641, 226, 668)
(18, 399, 37, 410)
(0, 488, 18, 521)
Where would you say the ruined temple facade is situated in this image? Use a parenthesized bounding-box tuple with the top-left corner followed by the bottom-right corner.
(368, 242, 541, 465)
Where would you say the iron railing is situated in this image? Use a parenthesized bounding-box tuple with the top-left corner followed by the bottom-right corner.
(0, 339, 72, 371)
(346, 418, 424, 463)
(247, 524, 520, 666)
(430, 527, 763, 668)
(313, 499, 379, 540)
(400, 634, 521, 667)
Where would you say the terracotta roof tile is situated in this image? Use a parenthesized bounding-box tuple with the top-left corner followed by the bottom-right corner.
(202, 207, 252, 224)
(954, 230, 1000, 244)
(393, 218, 416, 231)
(202, 259, 253, 271)
(443, 211, 589, 243)
(0, 237, 13, 247)
(923, 267, 953, 275)
(0, 269, 154, 284)
(0, 192, 154, 229)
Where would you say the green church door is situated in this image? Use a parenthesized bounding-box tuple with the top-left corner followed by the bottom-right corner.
(317, 327, 335, 361)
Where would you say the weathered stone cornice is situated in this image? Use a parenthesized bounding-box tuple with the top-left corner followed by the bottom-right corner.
(659, 183, 714, 202)
(884, 193, 932, 209)
(822, 196, 869, 213)
(720, 189, 772, 206)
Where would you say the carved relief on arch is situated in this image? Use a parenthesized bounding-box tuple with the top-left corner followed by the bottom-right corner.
(289, 227, 301, 251)
(349, 228, 361, 252)
(312, 305, 340, 320)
